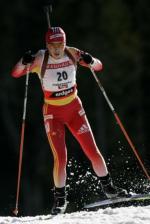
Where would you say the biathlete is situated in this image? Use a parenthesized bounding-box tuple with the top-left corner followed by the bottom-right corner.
(11, 27, 127, 215)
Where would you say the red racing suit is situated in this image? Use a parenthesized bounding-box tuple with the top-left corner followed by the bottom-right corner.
(11, 46, 108, 188)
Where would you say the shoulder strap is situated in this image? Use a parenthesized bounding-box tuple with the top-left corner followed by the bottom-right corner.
(65, 47, 77, 67)
(41, 48, 77, 79)
(40, 50, 49, 78)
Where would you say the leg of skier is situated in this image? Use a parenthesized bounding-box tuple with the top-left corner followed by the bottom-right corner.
(67, 99, 128, 199)
(43, 105, 67, 215)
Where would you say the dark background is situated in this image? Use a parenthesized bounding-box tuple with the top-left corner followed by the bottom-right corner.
(1, 0, 150, 216)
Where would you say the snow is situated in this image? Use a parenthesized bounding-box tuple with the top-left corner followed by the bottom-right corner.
(1, 205, 150, 224)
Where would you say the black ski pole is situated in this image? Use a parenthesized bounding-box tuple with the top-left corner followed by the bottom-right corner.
(90, 67, 150, 181)
(13, 65, 30, 216)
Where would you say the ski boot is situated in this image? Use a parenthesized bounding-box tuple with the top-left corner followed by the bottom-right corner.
(51, 187, 67, 215)
(100, 173, 128, 199)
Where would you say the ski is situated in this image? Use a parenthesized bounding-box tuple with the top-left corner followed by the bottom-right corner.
(84, 193, 150, 209)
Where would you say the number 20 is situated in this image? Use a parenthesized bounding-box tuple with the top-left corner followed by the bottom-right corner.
(57, 71, 68, 81)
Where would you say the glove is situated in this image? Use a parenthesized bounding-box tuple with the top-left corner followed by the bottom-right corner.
(80, 52, 94, 64)
(22, 50, 35, 65)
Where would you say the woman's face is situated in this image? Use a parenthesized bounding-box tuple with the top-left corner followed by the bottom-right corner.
(47, 42, 65, 59)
